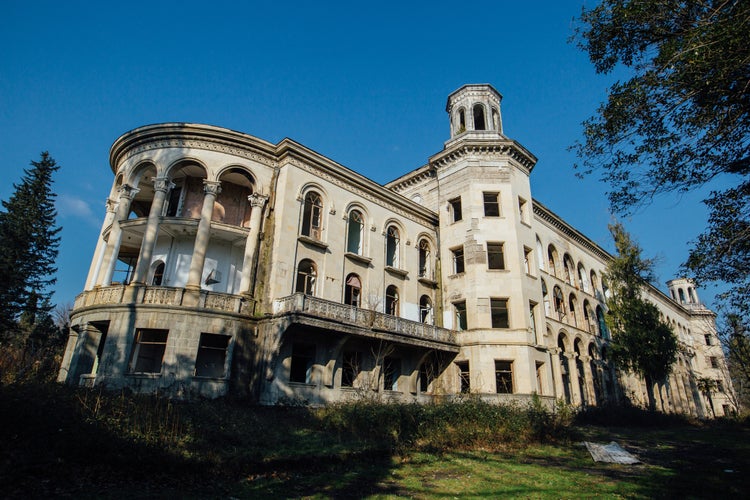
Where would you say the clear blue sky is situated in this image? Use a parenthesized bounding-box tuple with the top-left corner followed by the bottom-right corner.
(0, 0, 726, 309)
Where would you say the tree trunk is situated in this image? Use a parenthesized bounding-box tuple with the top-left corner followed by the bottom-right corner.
(645, 374, 656, 412)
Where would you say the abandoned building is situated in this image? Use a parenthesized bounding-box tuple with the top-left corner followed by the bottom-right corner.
(58, 84, 734, 417)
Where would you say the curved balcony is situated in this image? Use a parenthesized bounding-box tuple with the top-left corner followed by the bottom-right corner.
(105, 217, 251, 246)
(73, 285, 255, 316)
(273, 293, 459, 351)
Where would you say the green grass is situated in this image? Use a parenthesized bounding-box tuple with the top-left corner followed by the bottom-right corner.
(1, 383, 748, 499)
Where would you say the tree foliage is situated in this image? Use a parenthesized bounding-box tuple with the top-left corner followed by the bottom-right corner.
(605, 223, 678, 411)
(0, 152, 62, 340)
(572, 0, 750, 309)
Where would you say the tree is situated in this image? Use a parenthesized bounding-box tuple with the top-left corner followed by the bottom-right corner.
(0, 152, 62, 339)
(719, 313, 750, 410)
(572, 0, 750, 310)
(605, 222, 678, 411)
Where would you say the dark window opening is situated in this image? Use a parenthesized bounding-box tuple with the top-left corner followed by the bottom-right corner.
(487, 242, 505, 270)
(483, 192, 500, 217)
(449, 197, 462, 222)
(491, 298, 510, 328)
(495, 360, 513, 393)
(290, 343, 315, 383)
(194, 333, 230, 378)
(129, 329, 168, 374)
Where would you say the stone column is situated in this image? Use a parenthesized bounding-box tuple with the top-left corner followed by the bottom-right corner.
(185, 180, 222, 292)
(239, 193, 269, 295)
(549, 347, 563, 400)
(97, 185, 139, 286)
(131, 177, 174, 285)
(85, 197, 118, 290)
(580, 354, 595, 405)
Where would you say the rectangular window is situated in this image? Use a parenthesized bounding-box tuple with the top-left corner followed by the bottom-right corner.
(495, 360, 513, 393)
(449, 197, 462, 222)
(483, 192, 500, 217)
(383, 357, 401, 391)
(290, 343, 315, 383)
(487, 242, 505, 270)
(490, 298, 510, 328)
(452, 246, 465, 274)
(194, 333, 230, 378)
(518, 197, 528, 223)
(454, 301, 468, 330)
(457, 361, 470, 393)
(536, 361, 545, 395)
(710, 356, 719, 369)
(341, 351, 361, 387)
(129, 329, 168, 374)
(524, 246, 533, 274)
(704, 334, 712, 346)
(717, 379, 724, 392)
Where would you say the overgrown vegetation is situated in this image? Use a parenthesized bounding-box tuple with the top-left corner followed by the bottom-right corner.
(1, 381, 748, 498)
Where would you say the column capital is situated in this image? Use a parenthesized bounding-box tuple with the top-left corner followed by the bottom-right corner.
(248, 192, 269, 208)
(117, 184, 140, 200)
(153, 177, 175, 193)
(549, 347, 561, 355)
(203, 180, 222, 196)
(105, 197, 118, 213)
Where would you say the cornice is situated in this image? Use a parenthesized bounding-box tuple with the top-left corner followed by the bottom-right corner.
(429, 139, 537, 173)
(275, 138, 439, 227)
(533, 199, 612, 262)
(109, 123, 279, 172)
(385, 164, 436, 193)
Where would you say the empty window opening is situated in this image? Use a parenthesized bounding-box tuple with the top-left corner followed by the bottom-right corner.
(455, 301, 467, 331)
(386, 226, 400, 267)
(553, 286, 565, 320)
(418, 239, 431, 278)
(347, 210, 364, 254)
(194, 333, 230, 378)
(449, 197, 463, 222)
(129, 329, 168, 374)
(295, 259, 317, 296)
(491, 298, 510, 328)
(487, 242, 506, 270)
(495, 361, 513, 393)
(452, 246, 465, 274)
(457, 361, 470, 393)
(341, 351, 361, 388)
(301, 191, 323, 239)
(473, 104, 486, 130)
(165, 185, 183, 217)
(383, 356, 401, 391)
(483, 192, 500, 217)
(518, 197, 528, 223)
(290, 343, 315, 383)
(385, 285, 400, 316)
(344, 273, 361, 307)
(420, 295, 433, 324)
(524, 246, 533, 274)
(457, 108, 466, 134)
(151, 261, 165, 286)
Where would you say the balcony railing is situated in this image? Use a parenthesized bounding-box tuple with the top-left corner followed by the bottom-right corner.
(273, 293, 457, 345)
(73, 285, 254, 315)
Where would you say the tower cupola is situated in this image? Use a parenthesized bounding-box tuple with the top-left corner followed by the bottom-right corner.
(445, 84, 504, 145)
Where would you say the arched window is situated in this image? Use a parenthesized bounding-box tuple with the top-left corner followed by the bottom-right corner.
(688, 287, 696, 303)
(492, 107, 500, 131)
(347, 210, 364, 254)
(602, 278, 610, 300)
(589, 343, 602, 405)
(577, 263, 590, 293)
(386, 225, 400, 267)
(295, 259, 316, 295)
(558, 334, 572, 404)
(590, 271, 600, 297)
(301, 191, 323, 239)
(344, 273, 361, 307)
(583, 300, 597, 334)
(151, 261, 165, 286)
(678, 288, 686, 303)
(596, 306, 608, 339)
(457, 108, 466, 134)
(548, 245, 559, 277)
(418, 239, 431, 279)
(385, 285, 399, 316)
(553, 286, 565, 320)
(568, 295, 578, 327)
(419, 295, 433, 324)
(574, 340, 587, 405)
(536, 237, 545, 271)
(541, 279, 550, 316)
(563, 255, 575, 286)
(473, 104, 486, 130)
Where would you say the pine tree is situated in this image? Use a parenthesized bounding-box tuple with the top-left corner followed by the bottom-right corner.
(605, 222, 678, 412)
(0, 152, 62, 340)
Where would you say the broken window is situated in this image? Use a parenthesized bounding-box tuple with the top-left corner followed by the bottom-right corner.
(487, 242, 505, 270)
(341, 351, 361, 388)
(295, 259, 317, 295)
(194, 333, 230, 378)
(490, 298, 510, 328)
(495, 360, 513, 393)
(457, 361, 470, 393)
(290, 343, 315, 383)
(129, 329, 168, 374)
(449, 197, 462, 222)
(455, 301, 467, 330)
(452, 246, 465, 274)
(483, 192, 500, 217)
(301, 191, 323, 239)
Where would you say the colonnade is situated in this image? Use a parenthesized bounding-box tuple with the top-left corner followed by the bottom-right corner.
(86, 176, 268, 298)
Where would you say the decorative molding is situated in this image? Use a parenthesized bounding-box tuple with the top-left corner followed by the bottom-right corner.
(203, 180, 222, 196)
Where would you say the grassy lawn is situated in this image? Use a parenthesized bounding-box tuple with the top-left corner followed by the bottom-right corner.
(1, 383, 747, 499)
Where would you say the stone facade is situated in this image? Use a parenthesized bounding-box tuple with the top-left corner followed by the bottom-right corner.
(58, 84, 734, 416)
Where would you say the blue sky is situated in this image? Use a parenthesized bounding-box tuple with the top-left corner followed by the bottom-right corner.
(0, 0, 726, 308)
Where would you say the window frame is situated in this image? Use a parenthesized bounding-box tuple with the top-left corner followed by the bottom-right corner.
(495, 360, 514, 394)
(490, 298, 510, 328)
(449, 197, 463, 222)
(452, 246, 465, 274)
(454, 300, 468, 331)
(301, 191, 323, 239)
(295, 259, 317, 296)
(487, 241, 506, 270)
(483, 192, 500, 217)
(129, 328, 168, 374)
(194, 333, 230, 378)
